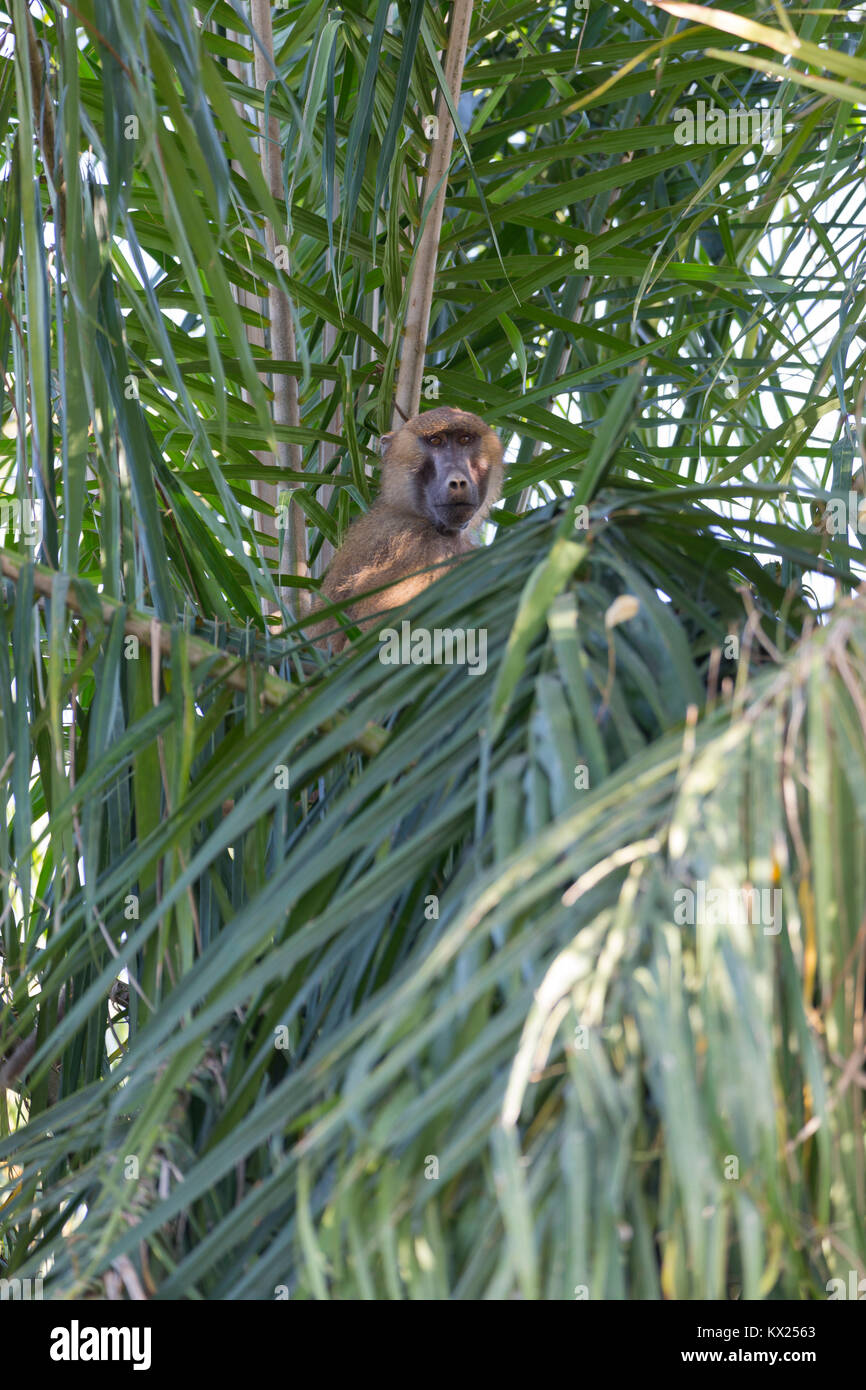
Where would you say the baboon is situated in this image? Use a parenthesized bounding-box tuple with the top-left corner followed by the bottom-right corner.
(311, 406, 504, 649)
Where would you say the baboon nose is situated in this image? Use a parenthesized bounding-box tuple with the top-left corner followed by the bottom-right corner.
(447, 475, 468, 493)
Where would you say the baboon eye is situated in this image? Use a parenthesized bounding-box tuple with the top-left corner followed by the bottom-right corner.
(427, 433, 444, 447)
(458, 433, 472, 445)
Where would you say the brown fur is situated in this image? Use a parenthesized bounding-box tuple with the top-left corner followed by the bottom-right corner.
(310, 407, 503, 649)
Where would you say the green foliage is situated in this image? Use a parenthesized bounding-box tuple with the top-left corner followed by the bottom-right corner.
(1, 0, 865, 1298)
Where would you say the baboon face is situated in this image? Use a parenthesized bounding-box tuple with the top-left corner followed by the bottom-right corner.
(416, 422, 485, 532)
(314, 406, 505, 646)
(382, 408, 502, 535)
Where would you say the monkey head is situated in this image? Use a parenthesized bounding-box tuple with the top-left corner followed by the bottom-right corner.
(379, 407, 504, 536)
(313, 406, 506, 646)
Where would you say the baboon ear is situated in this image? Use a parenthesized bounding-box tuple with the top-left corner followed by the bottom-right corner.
(379, 431, 395, 456)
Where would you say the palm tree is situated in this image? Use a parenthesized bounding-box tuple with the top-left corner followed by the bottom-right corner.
(1, 0, 864, 1299)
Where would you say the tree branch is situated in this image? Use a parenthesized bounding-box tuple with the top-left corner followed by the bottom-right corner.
(393, 0, 475, 425)
(0, 549, 387, 754)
